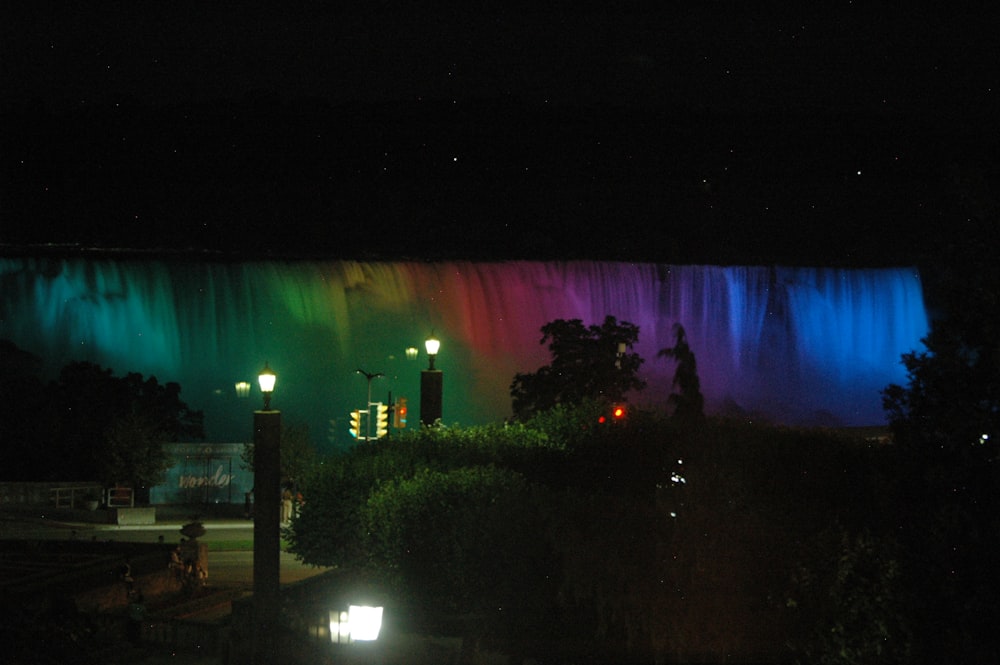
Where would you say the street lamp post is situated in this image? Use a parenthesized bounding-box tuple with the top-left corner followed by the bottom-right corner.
(253, 363, 281, 665)
(420, 335, 443, 427)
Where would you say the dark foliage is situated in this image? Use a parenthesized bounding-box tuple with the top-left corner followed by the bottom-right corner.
(880, 177, 1000, 663)
(509, 315, 646, 420)
(289, 407, 893, 662)
(0, 346, 204, 482)
(658, 323, 705, 423)
(0, 340, 48, 478)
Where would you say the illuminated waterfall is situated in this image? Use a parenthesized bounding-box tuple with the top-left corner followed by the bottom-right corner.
(0, 257, 928, 445)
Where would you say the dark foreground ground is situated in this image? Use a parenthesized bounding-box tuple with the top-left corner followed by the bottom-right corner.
(1, 503, 294, 665)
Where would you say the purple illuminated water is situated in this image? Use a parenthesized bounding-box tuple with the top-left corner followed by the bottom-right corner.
(0, 257, 927, 445)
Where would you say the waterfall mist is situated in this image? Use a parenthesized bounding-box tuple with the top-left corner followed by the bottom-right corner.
(1, 257, 928, 447)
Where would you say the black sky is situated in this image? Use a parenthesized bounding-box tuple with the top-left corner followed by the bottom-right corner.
(2, 3, 998, 265)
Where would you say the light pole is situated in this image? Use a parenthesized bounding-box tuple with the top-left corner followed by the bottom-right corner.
(356, 369, 384, 440)
(253, 363, 281, 665)
(420, 334, 443, 426)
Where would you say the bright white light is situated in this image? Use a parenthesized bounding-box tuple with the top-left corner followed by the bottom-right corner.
(329, 606, 383, 643)
(978, 433, 990, 445)
(348, 605, 383, 641)
(329, 610, 351, 644)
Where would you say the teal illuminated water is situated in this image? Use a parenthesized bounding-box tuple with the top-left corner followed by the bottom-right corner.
(0, 257, 928, 447)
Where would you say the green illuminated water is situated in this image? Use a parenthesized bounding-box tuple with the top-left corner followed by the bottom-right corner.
(0, 257, 928, 448)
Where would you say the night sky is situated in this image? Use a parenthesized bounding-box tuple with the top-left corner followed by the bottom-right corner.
(2, 3, 998, 266)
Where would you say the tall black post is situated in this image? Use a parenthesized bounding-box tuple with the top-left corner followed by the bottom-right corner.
(420, 369, 442, 427)
(253, 409, 281, 665)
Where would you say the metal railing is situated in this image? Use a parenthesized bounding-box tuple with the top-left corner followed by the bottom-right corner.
(50, 485, 102, 509)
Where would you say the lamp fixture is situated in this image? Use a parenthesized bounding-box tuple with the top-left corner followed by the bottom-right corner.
(425, 335, 440, 370)
(258, 362, 276, 410)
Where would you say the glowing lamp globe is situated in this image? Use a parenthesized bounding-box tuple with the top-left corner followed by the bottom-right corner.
(425, 336, 440, 370)
(258, 363, 276, 410)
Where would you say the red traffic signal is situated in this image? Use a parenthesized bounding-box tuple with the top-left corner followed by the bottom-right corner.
(598, 403, 628, 424)
(394, 397, 408, 428)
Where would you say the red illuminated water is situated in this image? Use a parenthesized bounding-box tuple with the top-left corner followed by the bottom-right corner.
(0, 257, 928, 443)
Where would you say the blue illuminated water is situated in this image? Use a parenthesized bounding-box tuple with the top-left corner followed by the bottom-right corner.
(0, 257, 928, 445)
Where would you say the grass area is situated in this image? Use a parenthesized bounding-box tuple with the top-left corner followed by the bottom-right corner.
(209, 538, 291, 552)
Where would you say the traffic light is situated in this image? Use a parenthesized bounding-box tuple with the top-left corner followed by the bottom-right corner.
(349, 410, 364, 439)
(393, 397, 408, 428)
(374, 403, 389, 439)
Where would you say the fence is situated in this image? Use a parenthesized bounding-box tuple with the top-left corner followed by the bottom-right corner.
(0, 482, 105, 508)
(51, 485, 103, 508)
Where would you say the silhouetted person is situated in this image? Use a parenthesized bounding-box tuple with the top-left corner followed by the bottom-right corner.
(118, 561, 134, 595)
(281, 487, 293, 523)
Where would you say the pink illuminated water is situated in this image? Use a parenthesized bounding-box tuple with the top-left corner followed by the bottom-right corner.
(0, 257, 928, 444)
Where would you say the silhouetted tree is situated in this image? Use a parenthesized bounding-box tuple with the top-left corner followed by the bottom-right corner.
(99, 411, 171, 491)
(510, 315, 646, 420)
(42, 361, 204, 483)
(658, 323, 704, 423)
(881, 169, 1000, 664)
(0, 340, 48, 479)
